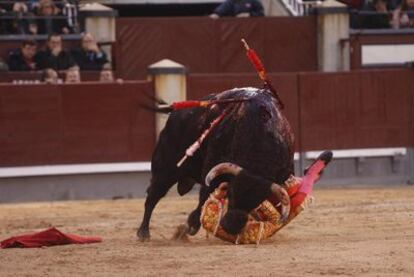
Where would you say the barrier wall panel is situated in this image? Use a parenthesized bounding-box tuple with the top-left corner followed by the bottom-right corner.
(1, 70, 412, 167)
(116, 17, 317, 80)
(263, 17, 317, 72)
(298, 69, 414, 151)
(129, 82, 156, 161)
(116, 19, 165, 80)
(60, 82, 155, 163)
(165, 18, 217, 74)
(299, 72, 359, 151)
(358, 70, 413, 147)
(60, 84, 133, 163)
(116, 18, 219, 80)
(0, 81, 155, 166)
(0, 85, 62, 165)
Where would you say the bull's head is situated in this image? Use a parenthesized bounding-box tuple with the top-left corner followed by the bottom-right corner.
(205, 163, 290, 235)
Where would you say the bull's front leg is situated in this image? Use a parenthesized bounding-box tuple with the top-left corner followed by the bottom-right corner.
(137, 175, 177, 241)
(186, 185, 211, 235)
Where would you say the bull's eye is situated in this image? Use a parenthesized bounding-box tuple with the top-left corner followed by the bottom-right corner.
(260, 106, 271, 122)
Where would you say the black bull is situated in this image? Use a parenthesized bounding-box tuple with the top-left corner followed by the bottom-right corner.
(137, 87, 295, 240)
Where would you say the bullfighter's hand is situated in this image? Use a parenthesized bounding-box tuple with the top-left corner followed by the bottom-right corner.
(270, 183, 290, 206)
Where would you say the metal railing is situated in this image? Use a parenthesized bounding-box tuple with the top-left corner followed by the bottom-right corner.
(279, 0, 323, 16)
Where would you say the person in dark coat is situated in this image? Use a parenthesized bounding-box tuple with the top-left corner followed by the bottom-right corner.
(7, 39, 38, 71)
(36, 0, 71, 34)
(210, 0, 264, 18)
(36, 33, 75, 70)
(358, 0, 392, 28)
(71, 33, 108, 71)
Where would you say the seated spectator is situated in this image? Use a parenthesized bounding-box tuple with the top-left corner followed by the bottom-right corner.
(65, 67, 81, 83)
(99, 68, 114, 82)
(391, 0, 414, 28)
(99, 64, 123, 83)
(359, 0, 392, 28)
(36, 33, 75, 70)
(0, 2, 12, 12)
(36, 0, 70, 34)
(210, 0, 264, 18)
(13, 1, 28, 13)
(7, 39, 38, 71)
(1, 1, 31, 34)
(0, 58, 9, 71)
(71, 33, 109, 71)
(41, 68, 59, 84)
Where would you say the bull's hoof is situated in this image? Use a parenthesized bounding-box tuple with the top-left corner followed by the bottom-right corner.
(187, 224, 200, 236)
(137, 226, 150, 242)
(187, 210, 201, 236)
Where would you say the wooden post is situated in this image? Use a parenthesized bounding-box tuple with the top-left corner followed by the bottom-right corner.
(147, 59, 187, 139)
(315, 0, 350, 71)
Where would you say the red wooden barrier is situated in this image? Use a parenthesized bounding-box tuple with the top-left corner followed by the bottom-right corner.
(298, 69, 414, 151)
(0, 69, 413, 167)
(188, 69, 414, 152)
(116, 17, 317, 80)
(0, 81, 155, 166)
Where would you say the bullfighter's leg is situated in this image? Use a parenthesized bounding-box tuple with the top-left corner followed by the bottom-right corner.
(186, 184, 211, 235)
(137, 176, 177, 241)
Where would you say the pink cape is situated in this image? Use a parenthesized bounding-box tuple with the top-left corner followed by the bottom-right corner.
(1, 227, 102, 248)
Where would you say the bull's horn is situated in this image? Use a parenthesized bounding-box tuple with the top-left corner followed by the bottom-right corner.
(205, 162, 242, 187)
(270, 183, 290, 223)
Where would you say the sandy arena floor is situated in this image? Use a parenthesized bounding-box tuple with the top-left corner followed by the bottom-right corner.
(1, 186, 414, 277)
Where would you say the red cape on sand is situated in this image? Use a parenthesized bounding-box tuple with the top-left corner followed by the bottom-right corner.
(1, 227, 102, 248)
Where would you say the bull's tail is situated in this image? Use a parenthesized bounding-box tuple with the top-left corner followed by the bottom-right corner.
(139, 104, 174, 114)
(139, 94, 250, 114)
(139, 91, 172, 114)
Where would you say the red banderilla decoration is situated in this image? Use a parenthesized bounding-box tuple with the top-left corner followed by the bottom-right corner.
(241, 39, 284, 109)
(157, 98, 249, 113)
(177, 110, 227, 167)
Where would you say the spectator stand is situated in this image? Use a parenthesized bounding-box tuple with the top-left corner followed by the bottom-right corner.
(0, 2, 117, 78)
(0, 34, 79, 75)
(0, 0, 79, 35)
(0, 36, 116, 81)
